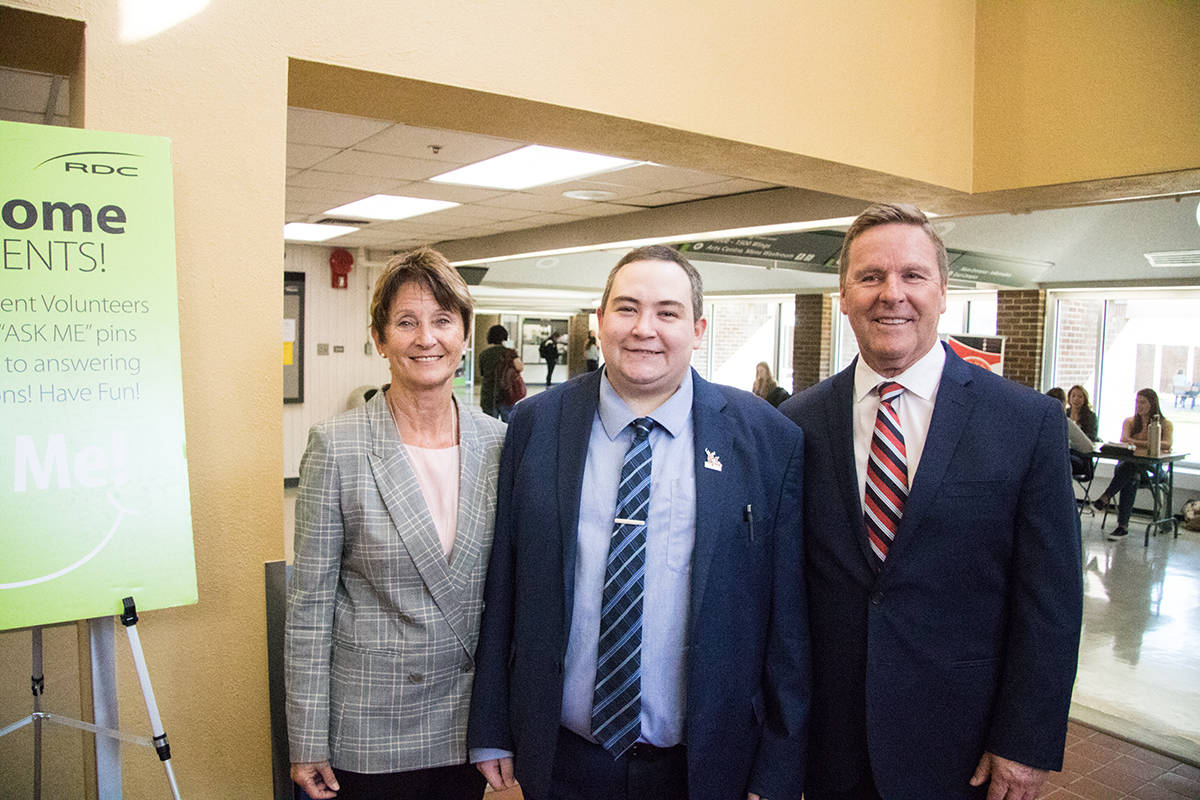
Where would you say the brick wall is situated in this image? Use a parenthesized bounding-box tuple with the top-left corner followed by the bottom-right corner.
(996, 289, 1046, 388)
(792, 294, 831, 392)
(1052, 298, 1101, 393)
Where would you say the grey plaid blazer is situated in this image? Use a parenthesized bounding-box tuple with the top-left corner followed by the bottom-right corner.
(285, 392, 505, 772)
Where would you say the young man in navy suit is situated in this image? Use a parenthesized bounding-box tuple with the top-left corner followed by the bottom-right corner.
(780, 203, 1082, 800)
(469, 246, 809, 800)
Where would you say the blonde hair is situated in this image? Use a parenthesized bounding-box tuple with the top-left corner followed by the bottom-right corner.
(752, 361, 778, 399)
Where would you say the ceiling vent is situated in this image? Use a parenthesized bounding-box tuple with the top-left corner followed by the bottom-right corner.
(1144, 250, 1200, 268)
(314, 217, 370, 226)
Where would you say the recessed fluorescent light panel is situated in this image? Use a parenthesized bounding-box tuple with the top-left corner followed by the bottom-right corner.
(284, 222, 359, 242)
(430, 145, 637, 190)
(324, 194, 459, 220)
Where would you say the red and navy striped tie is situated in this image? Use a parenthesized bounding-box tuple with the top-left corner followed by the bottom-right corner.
(864, 382, 907, 564)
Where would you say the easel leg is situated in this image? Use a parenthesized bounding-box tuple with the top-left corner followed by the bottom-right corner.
(120, 598, 182, 800)
(32, 627, 43, 800)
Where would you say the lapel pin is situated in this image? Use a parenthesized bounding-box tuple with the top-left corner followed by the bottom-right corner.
(704, 448, 723, 472)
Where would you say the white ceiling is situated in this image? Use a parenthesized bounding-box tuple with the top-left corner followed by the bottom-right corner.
(285, 106, 776, 250)
(4, 64, 1198, 310)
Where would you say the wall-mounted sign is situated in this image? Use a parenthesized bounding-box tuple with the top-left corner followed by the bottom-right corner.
(0, 120, 197, 630)
(945, 334, 1004, 374)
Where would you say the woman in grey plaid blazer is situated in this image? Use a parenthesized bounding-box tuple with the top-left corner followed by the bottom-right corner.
(286, 249, 506, 800)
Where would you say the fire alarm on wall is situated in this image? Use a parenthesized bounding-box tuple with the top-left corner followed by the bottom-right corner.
(330, 248, 353, 289)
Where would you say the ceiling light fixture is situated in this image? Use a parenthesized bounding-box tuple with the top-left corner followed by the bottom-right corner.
(323, 194, 459, 220)
(562, 189, 619, 201)
(1144, 250, 1200, 268)
(430, 145, 637, 190)
(284, 222, 358, 242)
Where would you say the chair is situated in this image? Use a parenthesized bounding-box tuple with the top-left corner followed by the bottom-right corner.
(1100, 466, 1169, 530)
(1071, 450, 1097, 517)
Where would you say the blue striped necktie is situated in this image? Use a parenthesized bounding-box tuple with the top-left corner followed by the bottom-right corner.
(864, 381, 908, 564)
(592, 416, 654, 757)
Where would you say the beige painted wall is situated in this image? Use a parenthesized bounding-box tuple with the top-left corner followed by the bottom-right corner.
(975, 0, 1200, 192)
(0, 0, 1195, 796)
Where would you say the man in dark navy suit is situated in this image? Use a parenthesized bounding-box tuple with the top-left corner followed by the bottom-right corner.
(779, 203, 1081, 800)
(469, 246, 809, 800)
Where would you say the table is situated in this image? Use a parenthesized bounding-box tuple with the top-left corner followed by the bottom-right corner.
(1094, 450, 1189, 546)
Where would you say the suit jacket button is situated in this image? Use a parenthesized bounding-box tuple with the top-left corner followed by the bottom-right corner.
(870, 592, 884, 606)
(408, 672, 423, 683)
(398, 613, 413, 625)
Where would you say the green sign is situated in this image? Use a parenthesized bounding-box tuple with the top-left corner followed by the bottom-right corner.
(0, 121, 196, 630)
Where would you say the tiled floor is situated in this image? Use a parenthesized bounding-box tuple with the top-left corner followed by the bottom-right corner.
(1045, 721, 1200, 799)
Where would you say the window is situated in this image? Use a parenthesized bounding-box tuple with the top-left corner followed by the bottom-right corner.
(1047, 290, 1200, 463)
(693, 296, 793, 391)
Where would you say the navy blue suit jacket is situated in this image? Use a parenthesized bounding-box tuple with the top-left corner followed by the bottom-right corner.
(778, 345, 1082, 799)
(468, 368, 810, 800)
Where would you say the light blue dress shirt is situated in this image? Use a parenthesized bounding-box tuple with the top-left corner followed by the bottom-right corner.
(470, 371, 696, 764)
(559, 370, 696, 747)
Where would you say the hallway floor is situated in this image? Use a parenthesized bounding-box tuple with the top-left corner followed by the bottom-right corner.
(1072, 510, 1200, 764)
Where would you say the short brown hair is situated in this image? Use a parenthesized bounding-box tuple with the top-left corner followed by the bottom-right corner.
(838, 202, 948, 287)
(370, 247, 474, 342)
(601, 245, 704, 321)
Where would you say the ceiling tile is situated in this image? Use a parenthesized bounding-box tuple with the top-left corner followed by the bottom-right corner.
(477, 192, 592, 213)
(286, 107, 392, 148)
(287, 142, 340, 169)
(620, 191, 705, 207)
(683, 178, 776, 196)
(522, 178, 656, 200)
(286, 186, 366, 214)
(287, 169, 403, 195)
(596, 163, 730, 191)
(416, 205, 521, 225)
(455, 203, 536, 221)
(317, 149, 447, 180)
(355, 123, 523, 164)
(370, 218, 469, 235)
(285, 197, 331, 216)
(554, 202, 638, 218)
(386, 181, 509, 204)
(324, 229, 411, 247)
(506, 212, 584, 228)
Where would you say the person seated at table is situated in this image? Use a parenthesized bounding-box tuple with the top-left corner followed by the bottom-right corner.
(1093, 388, 1173, 541)
(1046, 388, 1095, 466)
(1068, 384, 1099, 441)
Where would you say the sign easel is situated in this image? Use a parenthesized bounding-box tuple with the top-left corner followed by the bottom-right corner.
(1, 122, 198, 796)
(0, 599, 180, 799)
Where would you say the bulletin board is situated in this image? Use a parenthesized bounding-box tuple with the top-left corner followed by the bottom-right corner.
(284, 271, 304, 403)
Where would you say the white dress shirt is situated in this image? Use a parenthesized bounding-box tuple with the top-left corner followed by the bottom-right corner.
(852, 342, 946, 510)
